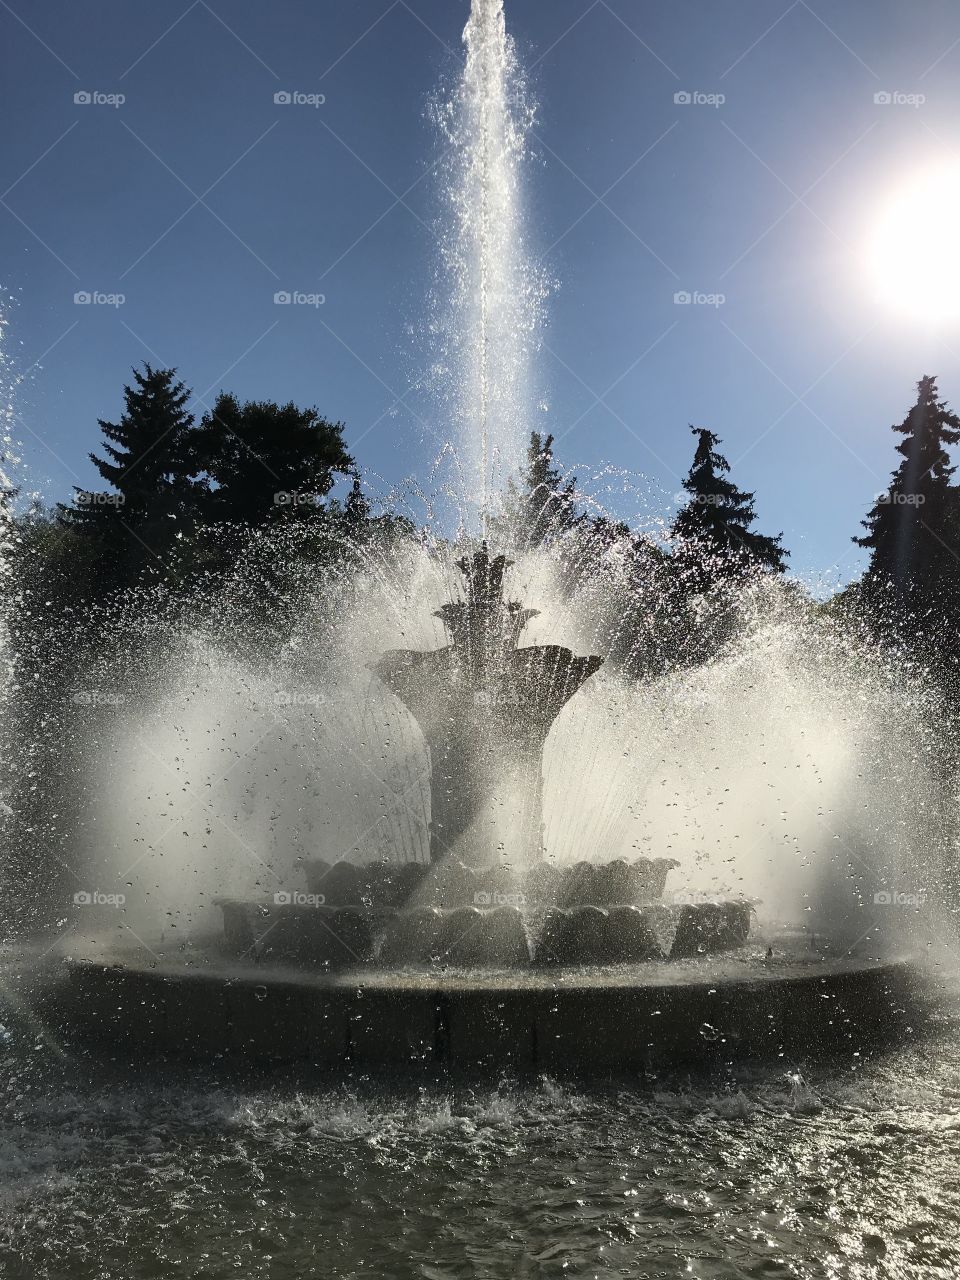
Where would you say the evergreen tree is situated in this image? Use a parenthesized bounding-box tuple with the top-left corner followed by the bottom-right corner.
(343, 475, 372, 529)
(58, 364, 202, 585)
(197, 394, 353, 525)
(855, 375, 960, 607)
(492, 432, 582, 551)
(671, 426, 787, 590)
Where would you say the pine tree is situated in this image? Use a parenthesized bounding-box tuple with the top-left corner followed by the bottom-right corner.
(671, 425, 787, 591)
(58, 364, 202, 584)
(492, 432, 582, 551)
(343, 475, 371, 529)
(197, 394, 353, 525)
(855, 375, 960, 607)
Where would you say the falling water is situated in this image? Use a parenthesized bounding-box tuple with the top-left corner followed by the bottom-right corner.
(1, 0, 952, 967)
(432, 0, 549, 528)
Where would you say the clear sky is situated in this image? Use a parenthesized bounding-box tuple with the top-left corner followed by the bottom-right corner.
(3, 0, 960, 585)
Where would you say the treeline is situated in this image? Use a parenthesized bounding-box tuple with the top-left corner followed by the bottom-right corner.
(502, 373, 960, 685)
(8, 361, 960, 679)
(14, 364, 412, 605)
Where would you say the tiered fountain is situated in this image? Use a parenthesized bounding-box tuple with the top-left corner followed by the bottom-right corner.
(30, 0, 932, 1071)
(218, 545, 752, 971)
(49, 544, 927, 1070)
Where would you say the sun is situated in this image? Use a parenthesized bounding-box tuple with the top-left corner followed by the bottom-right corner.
(866, 166, 960, 323)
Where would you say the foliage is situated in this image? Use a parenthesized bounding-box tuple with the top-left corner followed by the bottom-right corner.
(671, 426, 788, 593)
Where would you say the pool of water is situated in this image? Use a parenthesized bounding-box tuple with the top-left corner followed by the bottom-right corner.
(2, 992, 960, 1280)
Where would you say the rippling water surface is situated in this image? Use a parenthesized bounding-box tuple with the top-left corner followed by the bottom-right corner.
(2, 998, 960, 1280)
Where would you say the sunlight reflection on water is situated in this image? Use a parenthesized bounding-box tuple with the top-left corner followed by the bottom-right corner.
(2, 1015, 960, 1279)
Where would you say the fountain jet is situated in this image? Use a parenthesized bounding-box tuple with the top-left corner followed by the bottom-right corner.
(435, 0, 548, 526)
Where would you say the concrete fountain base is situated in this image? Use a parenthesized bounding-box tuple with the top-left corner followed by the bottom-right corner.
(32, 931, 935, 1073)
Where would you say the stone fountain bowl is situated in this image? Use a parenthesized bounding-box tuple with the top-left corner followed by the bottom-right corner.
(216, 898, 753, 970)
(302, 858, 430, 908)
(300, 855, 682, 912)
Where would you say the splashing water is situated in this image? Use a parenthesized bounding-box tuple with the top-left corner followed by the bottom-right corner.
(0, 2, 954, 974)
(431, 0, 550, 529)
(42, 530, 946, 959)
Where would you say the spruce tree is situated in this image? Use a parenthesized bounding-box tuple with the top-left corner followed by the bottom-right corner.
(343, 475, 372, 529)
(59, 364, 201, 584)
(492, 432, 582, 550)
(855, 375, 960, 607)
(671, 425, 787, 590)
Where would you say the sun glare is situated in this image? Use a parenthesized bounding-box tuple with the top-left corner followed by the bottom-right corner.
(867, 166, 960, 323)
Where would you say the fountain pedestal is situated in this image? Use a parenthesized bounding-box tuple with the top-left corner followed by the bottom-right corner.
(376, 545, 602, 865)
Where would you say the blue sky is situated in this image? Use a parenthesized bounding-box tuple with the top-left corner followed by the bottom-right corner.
(3, 0, 960, 584)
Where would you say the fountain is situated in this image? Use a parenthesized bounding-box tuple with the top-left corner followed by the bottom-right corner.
(4, 0, 939, 1072)
(42, 538, 931, 1072)
(211, 542, 750, 972)
(376, 543, 602, 866)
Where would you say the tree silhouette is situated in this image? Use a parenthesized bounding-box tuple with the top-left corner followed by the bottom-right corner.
(492, 432, 582, 550)
(856, 375, 960, 609)
(58, 364, 202, 585)
(672, 426, 787, 591)
(197, 394, 353, 526)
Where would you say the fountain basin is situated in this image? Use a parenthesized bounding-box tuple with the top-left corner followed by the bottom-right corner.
(33, 931, 936, 1072)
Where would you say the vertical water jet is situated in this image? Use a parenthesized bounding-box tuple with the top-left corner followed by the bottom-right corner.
(434, 0, 549, 525)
